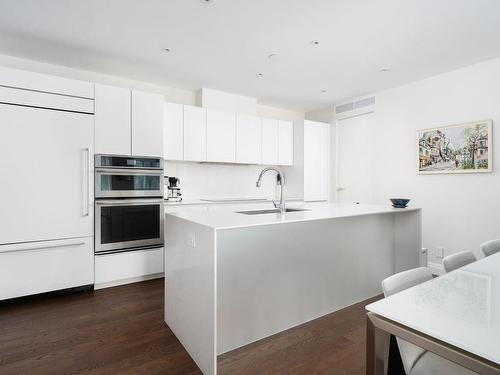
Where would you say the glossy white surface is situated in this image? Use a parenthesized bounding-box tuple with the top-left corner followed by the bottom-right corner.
(366, 253, 500, 364)
(94, 247, 164, 289)
(165, 217, 216, 375)
(131, 89, 164, 157)
(303, 120, 330, 202)
(183, 105, 207, 162)
(163, 102, 184, 161)
(206, 108, 236, 163)
(261, 117, 279, 165)
(0, 237, 94, 300)
(165, 203, 423, 374)
(236, 113, 262, 164)
(278, 120, 293, 165)
(95, 84, 131, 155)
(165, 202, 421, 230)
(0, 65, 94, 98)
(0, 103, 94, 244)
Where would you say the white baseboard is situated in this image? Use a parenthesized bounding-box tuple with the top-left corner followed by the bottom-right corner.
(94, 272, 164, 290)
(427, 262, 445, 276)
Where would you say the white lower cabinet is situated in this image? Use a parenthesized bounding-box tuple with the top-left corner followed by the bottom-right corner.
(94, 247, 164, 289)
(0, 237, 94, 300)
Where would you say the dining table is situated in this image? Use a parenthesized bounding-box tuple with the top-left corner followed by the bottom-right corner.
(365, 252, 500, 375)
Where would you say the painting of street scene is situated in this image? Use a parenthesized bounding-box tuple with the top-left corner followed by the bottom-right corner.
(418, 120, 492, 174)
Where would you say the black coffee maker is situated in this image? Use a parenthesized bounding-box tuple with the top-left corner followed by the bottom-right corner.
(165, 176, 182, 202)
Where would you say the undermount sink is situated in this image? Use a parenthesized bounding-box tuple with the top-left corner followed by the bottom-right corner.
(236, 208, 309, 215)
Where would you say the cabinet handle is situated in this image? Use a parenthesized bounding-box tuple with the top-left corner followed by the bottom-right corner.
(84, 147, 91, 216)
(0, 240, 86, 254)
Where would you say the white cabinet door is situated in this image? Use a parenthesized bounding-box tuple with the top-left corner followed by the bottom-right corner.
(0, 237, 94, 300)
(95, 84, 131, 155)
(261, 118, 279, 165)
(184, 105, 207, 161)
(236, 114, 262, 164)
(304, 120, 330, 202)
(131, 90, 164, 157)
(278, 120, 294, 165)
(163, 102, 184, 160)
(206, 108, 236, 162)
(0, 104, 94, 244)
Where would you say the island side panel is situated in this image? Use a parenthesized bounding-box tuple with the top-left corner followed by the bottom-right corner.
(216, 213, 396, 355)
(165, 214, 217, 375)
(394, 209, 423, 272)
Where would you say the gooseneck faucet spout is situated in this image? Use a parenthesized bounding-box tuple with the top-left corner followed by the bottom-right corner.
(256, 167, 286, 213)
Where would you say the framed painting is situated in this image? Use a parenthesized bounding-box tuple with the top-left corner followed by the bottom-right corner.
(417, 120, 492, 174)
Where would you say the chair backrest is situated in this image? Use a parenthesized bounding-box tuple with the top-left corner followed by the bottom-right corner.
(480, 239, 500, 257)
(382, 267, 433, 297)
(381, 267, 433, 374)
(442, 251, 476, 273)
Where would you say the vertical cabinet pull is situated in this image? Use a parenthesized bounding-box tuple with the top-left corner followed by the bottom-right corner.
(83, 147, 91, 216)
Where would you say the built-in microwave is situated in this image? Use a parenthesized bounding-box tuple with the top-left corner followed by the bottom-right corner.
(95, 154, 164, 198)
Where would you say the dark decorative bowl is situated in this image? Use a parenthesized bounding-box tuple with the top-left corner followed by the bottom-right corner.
(390, 198, 410, 208)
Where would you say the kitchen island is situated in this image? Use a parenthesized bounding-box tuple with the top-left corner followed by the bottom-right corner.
(164, 202, 423, 375)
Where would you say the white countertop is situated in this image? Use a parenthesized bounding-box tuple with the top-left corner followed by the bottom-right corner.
(164, 197, 303, 206)
(366, 252, 500, 364)
(164, 202, 421, 230)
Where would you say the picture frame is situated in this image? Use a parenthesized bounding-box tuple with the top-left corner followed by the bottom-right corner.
(417, 120, 492, 174)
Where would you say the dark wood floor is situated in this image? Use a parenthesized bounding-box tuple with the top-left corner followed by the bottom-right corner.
(0, 279, 380, 375)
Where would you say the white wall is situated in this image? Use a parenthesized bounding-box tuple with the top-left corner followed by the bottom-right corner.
(342, 57, 500, 264)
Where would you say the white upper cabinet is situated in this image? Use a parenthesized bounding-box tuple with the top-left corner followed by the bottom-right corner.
(261, 118, 279, 165)
(163, 102, 184, 161)
(184, 105, 207, 161)
(278, 120, 294, 165)
(206, 108, 236, 162)
(304, 120, 330, 201)
(94, 84, 131, 155)
(236, 114, 262, 164)
(131, 90, 164, 157)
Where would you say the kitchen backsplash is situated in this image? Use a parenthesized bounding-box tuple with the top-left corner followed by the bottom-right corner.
(164, 161, 298, 201)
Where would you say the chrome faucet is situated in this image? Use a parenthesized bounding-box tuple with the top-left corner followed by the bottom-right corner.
(256, 168, 286, 213)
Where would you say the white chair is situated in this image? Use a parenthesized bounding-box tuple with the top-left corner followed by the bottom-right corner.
(480, 239, 500, 257)
(382, 267, 477, 375)
(442, 251, 476, 273)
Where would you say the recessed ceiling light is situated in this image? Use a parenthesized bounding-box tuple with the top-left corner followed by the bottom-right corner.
(268, 53, 278, 60)
(200, 0, 213, 4)
(321, 90, 327, 93)
(380, 68, 390, 72)
(310, 40, 320, 46)
(256, 73, 264, 78)
(162, 48, 172, 53)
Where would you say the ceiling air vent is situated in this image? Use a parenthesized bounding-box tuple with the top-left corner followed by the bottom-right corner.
(335, 96, 375, 120)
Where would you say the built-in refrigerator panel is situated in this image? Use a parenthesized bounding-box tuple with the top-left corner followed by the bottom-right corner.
(0, 103, 94, 244)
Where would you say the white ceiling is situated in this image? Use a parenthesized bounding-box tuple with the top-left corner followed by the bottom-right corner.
(0, 0, 500, 111)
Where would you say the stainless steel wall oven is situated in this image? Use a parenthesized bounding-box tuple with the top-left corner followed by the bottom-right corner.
(94, 155, 164, 255)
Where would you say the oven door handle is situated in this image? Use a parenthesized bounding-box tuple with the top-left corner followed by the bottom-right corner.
(95, 168, 164, 175)
(95, 199, 164, 205)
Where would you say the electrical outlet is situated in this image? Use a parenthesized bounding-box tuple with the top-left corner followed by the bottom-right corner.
(186, 233, 196, 248)
(436, 246, 445, 259)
